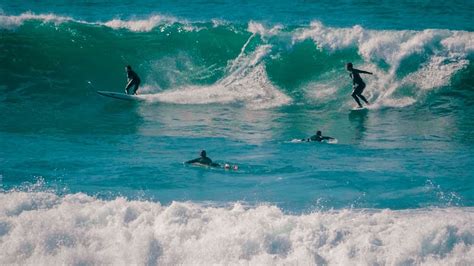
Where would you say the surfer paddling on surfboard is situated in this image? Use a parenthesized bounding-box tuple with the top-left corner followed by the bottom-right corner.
(303, 130, 335, 142)
(185, 150, 238, 170)
(125, 65, 141, 95)
(346, 62, 372, 108)
(185, 150, 220, 167)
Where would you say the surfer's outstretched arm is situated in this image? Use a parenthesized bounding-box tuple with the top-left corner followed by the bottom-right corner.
(356, 69, 373, 75)
(185, 158, 199, 164)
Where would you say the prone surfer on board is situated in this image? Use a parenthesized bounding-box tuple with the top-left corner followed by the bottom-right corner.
(185, 150, 220, 167)
(125, 65, 141, 95)
(346, 62, 372, 108)
(304, 130, 334, 142)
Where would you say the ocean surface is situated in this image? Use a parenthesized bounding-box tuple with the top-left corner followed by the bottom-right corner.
(1, 1, 473, 264)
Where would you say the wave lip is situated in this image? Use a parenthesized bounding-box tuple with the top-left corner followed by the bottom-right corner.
(103, 15, 179, 32)
(0, 12, 78, 30)
(1, 191, 473, 265)
(0, 12, 186, 32)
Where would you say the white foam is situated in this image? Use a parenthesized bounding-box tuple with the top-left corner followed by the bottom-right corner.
(0, 191, 473, 265)
(143, 66, 290, 109)
(441, 32, 474, 54)
(0, 12, 77, 30)
(103, 15, 177, 32)
(248, 21, 283, 39)
(142, 45, 291, 109)
(0, 12, 187, 32)
(307, 83, 338, 100)
(402, 56, 469, 91)
(304, 70, 346, 104)
(293, 22, 473, 66)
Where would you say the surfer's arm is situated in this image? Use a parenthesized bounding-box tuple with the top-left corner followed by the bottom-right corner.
(125, 78, 138, 93)
(357, 69, 373, 75)
(322, 136, 334, 140)
(185, 158, 199, 164)
(349, 73, 356, 85)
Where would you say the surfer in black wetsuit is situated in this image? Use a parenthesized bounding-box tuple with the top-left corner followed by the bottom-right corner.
(305, 130, 334, 142)
(346, 62, 372, 108)
(185, 150, 220, 167)
(125, 65, 141, 95)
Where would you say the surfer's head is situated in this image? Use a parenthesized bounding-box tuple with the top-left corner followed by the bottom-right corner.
(316, 130, 322, 136)
(126, 65, 132, 71)
(200, 150, 207, 157)
(346, 62, 353, 70)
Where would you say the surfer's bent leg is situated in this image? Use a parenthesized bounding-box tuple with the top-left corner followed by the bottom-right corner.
(125, 82, 133, 95)
(356, 83, 369, 104)
(351, 86, 363, 108)
(132, 81, 140, 95)
(358, 93, 369, 104)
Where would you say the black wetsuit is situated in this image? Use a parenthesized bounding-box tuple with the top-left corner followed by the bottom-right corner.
(308, 135, 333, 142)
(349, 68, 371, 107)
(126, 70, 141, 95)
(186, 156, 219, 167)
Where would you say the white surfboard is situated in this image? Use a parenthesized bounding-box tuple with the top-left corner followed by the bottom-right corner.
(287, 138, 338, 144)
(97, 91, 144, 101)
(186, 162, 239, 171)
(351, 106, 368, 111)
(290, 138, 306, 143)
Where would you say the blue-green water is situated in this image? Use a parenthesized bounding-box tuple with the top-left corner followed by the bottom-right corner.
(1, 1, 473, 264)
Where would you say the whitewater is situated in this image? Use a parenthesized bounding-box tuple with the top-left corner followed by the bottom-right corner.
(1, 191, 473, 265)
(1, 1, 474, 264)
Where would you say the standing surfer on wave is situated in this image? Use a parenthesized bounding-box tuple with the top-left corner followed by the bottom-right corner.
(125, 65, 141, 95)
(346, 62, 372, 108)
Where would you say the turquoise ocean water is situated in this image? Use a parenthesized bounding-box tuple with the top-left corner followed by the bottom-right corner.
(1, 1, 473, 264)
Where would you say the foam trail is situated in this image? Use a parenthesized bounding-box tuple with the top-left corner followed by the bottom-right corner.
(0, 191, 473, 265)
(143, 65, 291, 109)
(144, 35, 291, 109)
(228, 22, 283, 77)
(228, 33, 256, 73)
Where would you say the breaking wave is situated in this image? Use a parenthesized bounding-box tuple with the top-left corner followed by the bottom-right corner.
(0, 191, 473, 265)
(1, 12, 473, 110)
